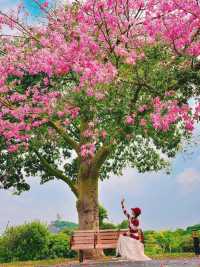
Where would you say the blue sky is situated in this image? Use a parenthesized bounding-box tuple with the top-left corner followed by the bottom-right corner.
(0, 0, 200, 233)
(1, 145, 200, 233)
(1, 0, 43, 13)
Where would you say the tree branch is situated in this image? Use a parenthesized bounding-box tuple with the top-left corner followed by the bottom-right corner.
(34, 149, 79, 197)
(48, 121, 79, 154)
(90, 144, 112, 177)
(0, 11, 40, 43)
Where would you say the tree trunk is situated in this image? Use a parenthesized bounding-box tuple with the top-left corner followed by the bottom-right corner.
(76, 174, 103, 260)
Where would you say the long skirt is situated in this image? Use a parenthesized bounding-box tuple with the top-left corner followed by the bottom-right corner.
(116, 235, 151, 261)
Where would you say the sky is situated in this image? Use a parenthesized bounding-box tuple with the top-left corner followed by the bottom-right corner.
(0, 0, 200, 234)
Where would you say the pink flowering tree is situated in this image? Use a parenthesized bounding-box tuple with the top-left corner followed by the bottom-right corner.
(0, 0, 200, 257)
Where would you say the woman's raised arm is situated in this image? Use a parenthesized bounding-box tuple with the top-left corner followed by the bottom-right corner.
(121, 199, 130, 219)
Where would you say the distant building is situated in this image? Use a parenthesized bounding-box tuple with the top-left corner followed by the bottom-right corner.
(48, 219, 78, 233)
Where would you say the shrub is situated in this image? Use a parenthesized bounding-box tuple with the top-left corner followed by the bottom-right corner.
(0, 221, 77, 263)
(0, 221, 49, 262)
(48, 232, 76, 259)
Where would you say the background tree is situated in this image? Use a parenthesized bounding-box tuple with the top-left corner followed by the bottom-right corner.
(0, 222, 49, 262)
(99, 205, 108, 228)
(0, 0, 200, 258)
(144, 231, 162, 254)
(118, 220, 129, 230)
(48, 232, 75, 259)
(0, 221, 76, 263)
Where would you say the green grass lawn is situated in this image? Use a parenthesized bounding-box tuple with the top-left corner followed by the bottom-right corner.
(150, 252, 194, 260)
(0, 258, 76, 267)
(0, 253, 195, 267)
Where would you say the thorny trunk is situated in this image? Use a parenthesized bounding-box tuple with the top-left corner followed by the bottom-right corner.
(76, 172, 103, 259)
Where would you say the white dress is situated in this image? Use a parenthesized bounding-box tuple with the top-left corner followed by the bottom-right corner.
(118, 202, 151, 261)
(116, 235, 151, 261)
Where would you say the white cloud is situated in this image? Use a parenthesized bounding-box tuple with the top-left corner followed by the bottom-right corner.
(0, 179, 77, 234)
(99, 168, 164, 225)
(177, 168, 200, 192)
(100, 168, 144, 198)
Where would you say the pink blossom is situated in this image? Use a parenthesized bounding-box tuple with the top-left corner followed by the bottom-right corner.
(63, 119, 70, 126)
(8, 144, 19, 153)
(140, 118, 147, 127)
(185, 121, 194, 131)
(0, 86, 9, 93)
(57, 111, 65, 117)
(126, 51, 137, 65)
(80, 143, 96, 159)
(125, 115, 135, 125)
(115, 46, 128, 57)
(70, 108, 80, 119)
(101, 130, 107, 139)
(80, 145, 87, 158)
(40, 37, 49, 47)
(165, 90, 175, 97)
(87, 88, 94, 96)
(83, 129, 93, 138)
(41, 1, 49, 8)
(32, 121, 43, 127)
(138, 105, 148, 113)
(10, 93, 26, 102)
(0, 0, 198, 157)
(43, 77, 49, 86)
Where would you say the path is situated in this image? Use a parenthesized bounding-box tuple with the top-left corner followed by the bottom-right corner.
(39, 258, 200, 267)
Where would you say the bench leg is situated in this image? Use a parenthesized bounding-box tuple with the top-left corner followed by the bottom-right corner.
(79, 250, 84, 263)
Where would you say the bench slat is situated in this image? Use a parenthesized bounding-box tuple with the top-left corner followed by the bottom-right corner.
(97, 233, 121, 237)
(96, 244, 117, 249)
(73, 233, 95, 237)
(97, 238, 118, 242)
(98, 232, 120, 235)
(98, 230, 121, 232)
(97, 239, 118, 243)
(73, 231, 95, 233)
(70, 229, 129, 251)
(71, 244, 95, 250)
(98, 241, 117, 244)
(72, 237, 94, 241)
(96, 240, 118, 244)
(73, 230, 96, 232)
(97, 236, 118, 241)
(71, 240, 94, 245)
(73, 235, 95, 240)
(97, 231, 127, 236)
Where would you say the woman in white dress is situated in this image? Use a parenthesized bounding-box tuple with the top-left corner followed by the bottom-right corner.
(116, 199, 151, 261)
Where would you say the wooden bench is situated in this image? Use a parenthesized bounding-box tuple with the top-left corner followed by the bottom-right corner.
(70, 229, 130, 262)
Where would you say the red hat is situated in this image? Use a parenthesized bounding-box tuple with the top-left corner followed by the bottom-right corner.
(131, 207, 141, 216)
